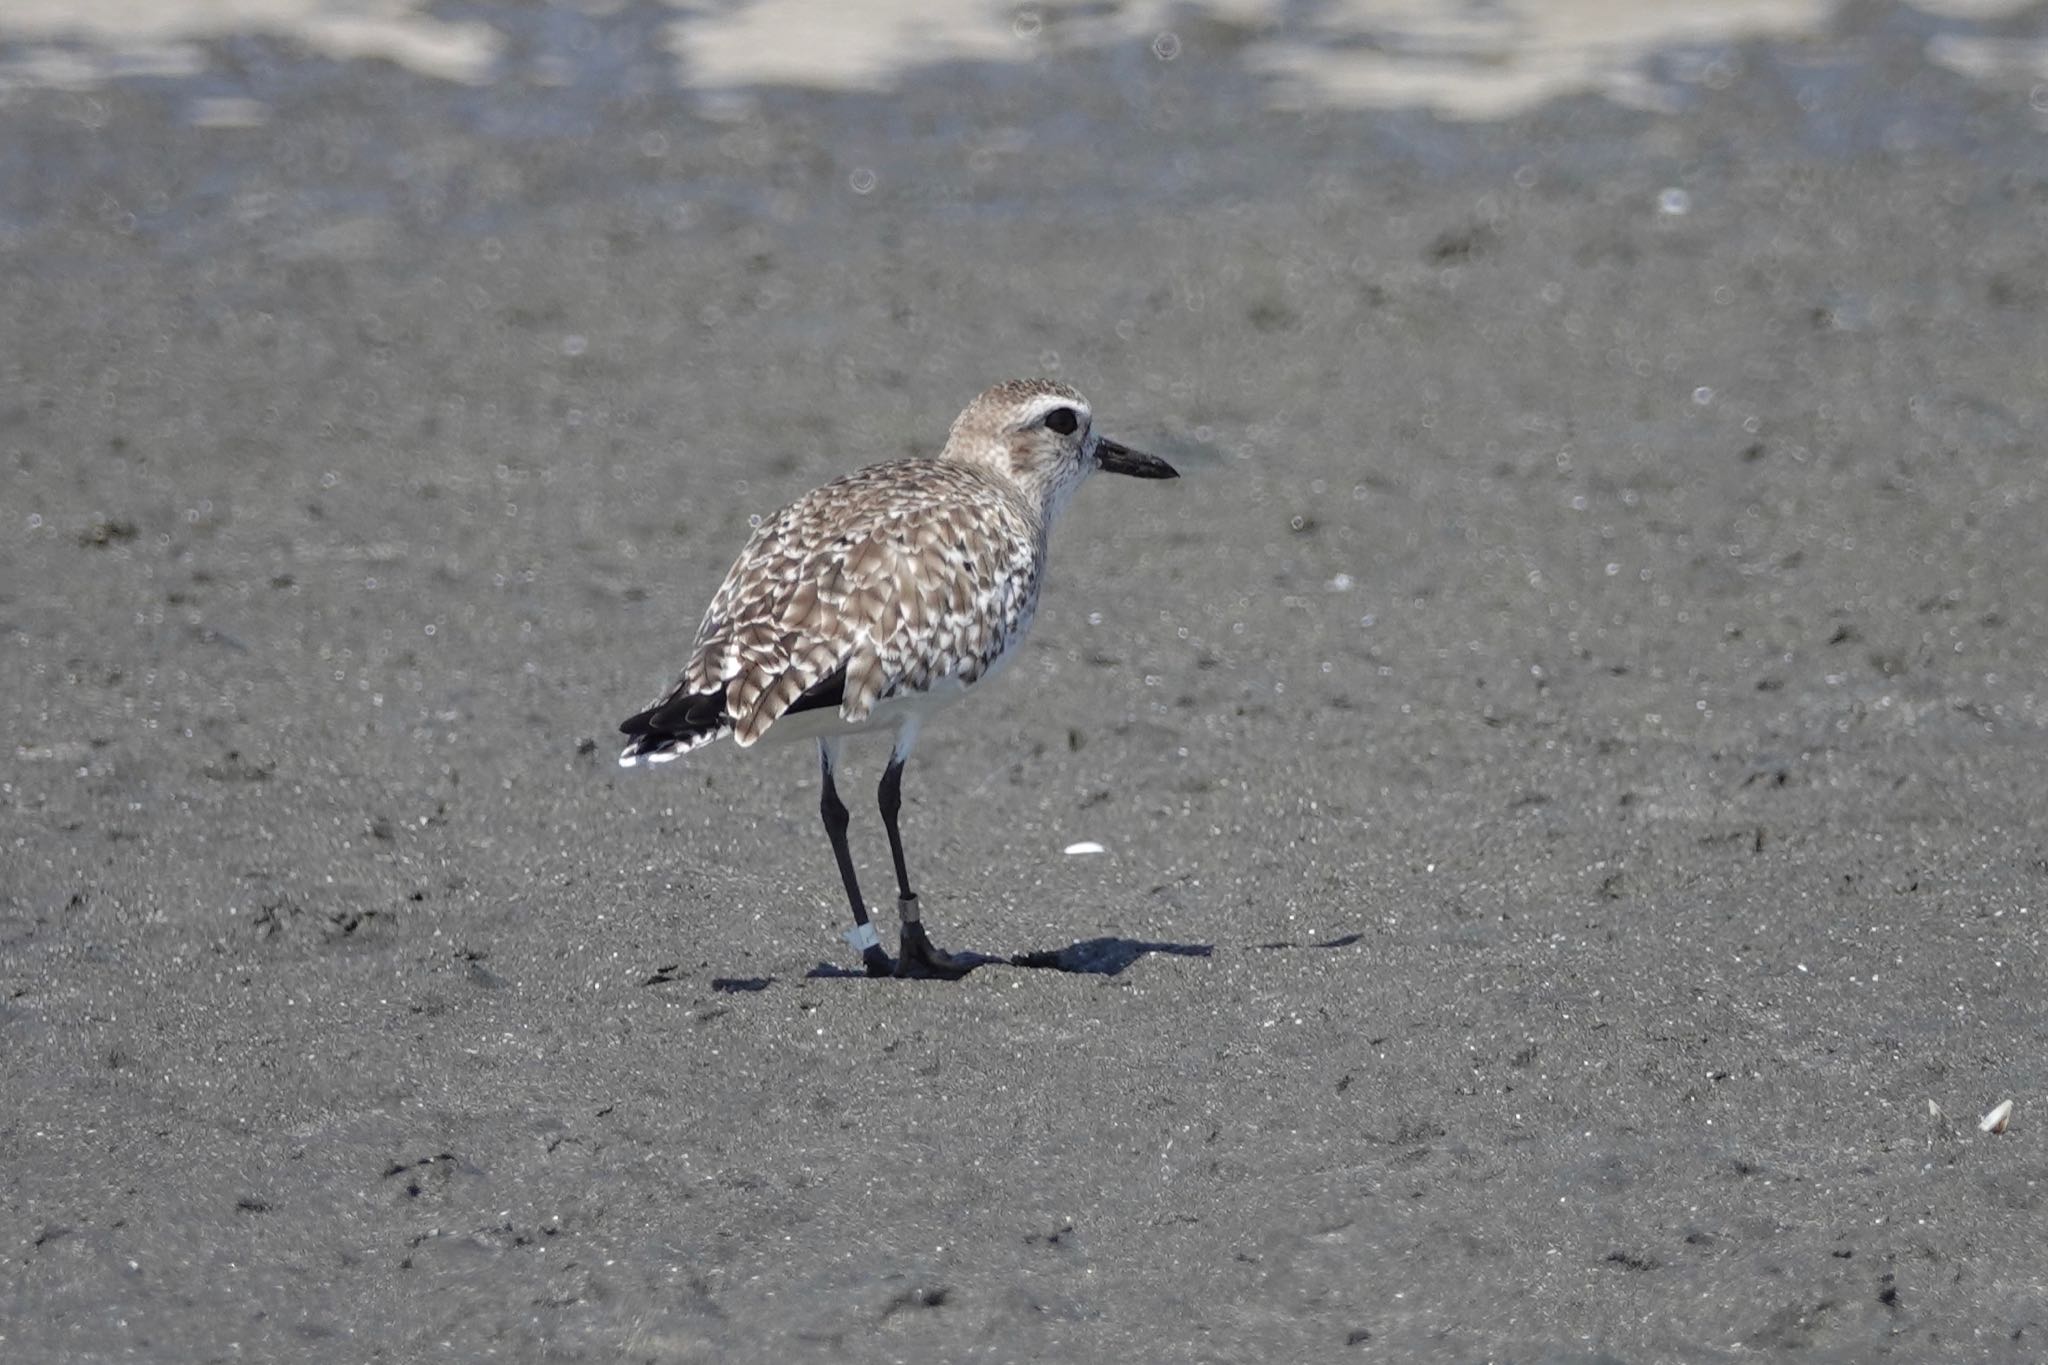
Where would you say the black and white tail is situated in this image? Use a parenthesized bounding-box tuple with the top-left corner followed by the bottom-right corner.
(617, 689, 730, 768)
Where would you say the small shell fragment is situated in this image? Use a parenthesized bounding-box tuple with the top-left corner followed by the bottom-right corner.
(1926, 1099, 1943, 1122)
(1979, 1100, 2013, 1134)
(1063, 841, 1105, 856)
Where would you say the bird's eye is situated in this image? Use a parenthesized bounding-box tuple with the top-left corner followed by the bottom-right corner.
(1043, 407, 1080, 435)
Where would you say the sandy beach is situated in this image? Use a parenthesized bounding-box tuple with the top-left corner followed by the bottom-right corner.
(3, 2, 2046, 1358)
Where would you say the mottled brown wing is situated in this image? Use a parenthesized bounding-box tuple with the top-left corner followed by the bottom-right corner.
(672, 462, 1039, 746)
(844, 494, 1042, 718)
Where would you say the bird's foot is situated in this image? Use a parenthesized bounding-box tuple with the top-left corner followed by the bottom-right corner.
(844, 921, 893, 977)
(896, 921, 974, 980)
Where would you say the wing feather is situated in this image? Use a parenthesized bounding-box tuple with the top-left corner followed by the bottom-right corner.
(638, 460, 1043, 747)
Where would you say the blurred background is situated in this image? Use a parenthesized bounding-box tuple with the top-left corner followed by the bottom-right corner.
(6, 1, 2045, 116)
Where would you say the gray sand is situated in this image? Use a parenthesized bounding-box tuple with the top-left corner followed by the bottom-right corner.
(4, 5, 2046, 1360)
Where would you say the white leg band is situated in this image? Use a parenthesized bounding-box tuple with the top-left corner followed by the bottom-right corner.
(843, 921, 881, 951)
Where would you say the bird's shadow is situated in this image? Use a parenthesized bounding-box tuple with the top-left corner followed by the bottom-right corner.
(805, 936, 1213, 980)
(1007, 937, 1213, 975)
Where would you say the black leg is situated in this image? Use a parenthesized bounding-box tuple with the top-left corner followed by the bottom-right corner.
(820, 741, 891, 977)
(878, 755, 915, 902)
(878, 752, 972, 979)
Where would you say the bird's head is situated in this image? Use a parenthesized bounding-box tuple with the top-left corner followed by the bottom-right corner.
(940, 378, 1177, 524)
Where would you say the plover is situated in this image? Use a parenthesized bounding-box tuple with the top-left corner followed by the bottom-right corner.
(618, 378, 1177, 977)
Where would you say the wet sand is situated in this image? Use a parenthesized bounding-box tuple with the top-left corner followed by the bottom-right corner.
(4, 3, 2047, 1359)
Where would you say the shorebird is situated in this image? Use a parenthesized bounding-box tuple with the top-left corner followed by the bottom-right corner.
(618, 378, 1177, 977)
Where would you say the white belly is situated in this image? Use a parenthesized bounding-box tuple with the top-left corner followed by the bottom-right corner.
(755, 674, 974, 747)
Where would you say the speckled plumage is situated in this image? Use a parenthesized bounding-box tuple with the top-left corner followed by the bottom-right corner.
(620, 378, 1112, 762)
(685, 458, 1044, 745)
(616, 377, 1177, 977)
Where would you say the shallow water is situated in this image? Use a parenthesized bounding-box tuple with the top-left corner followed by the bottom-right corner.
(8, 1, 2048, 130)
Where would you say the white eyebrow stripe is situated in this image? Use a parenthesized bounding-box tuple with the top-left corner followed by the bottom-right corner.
(1020, 394, 1089, 426)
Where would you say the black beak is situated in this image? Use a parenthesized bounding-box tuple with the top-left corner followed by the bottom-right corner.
(1094, 436, 1179, 480)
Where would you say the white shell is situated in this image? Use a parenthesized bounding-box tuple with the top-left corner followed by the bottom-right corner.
(1979, 1099, 2013, 1134)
